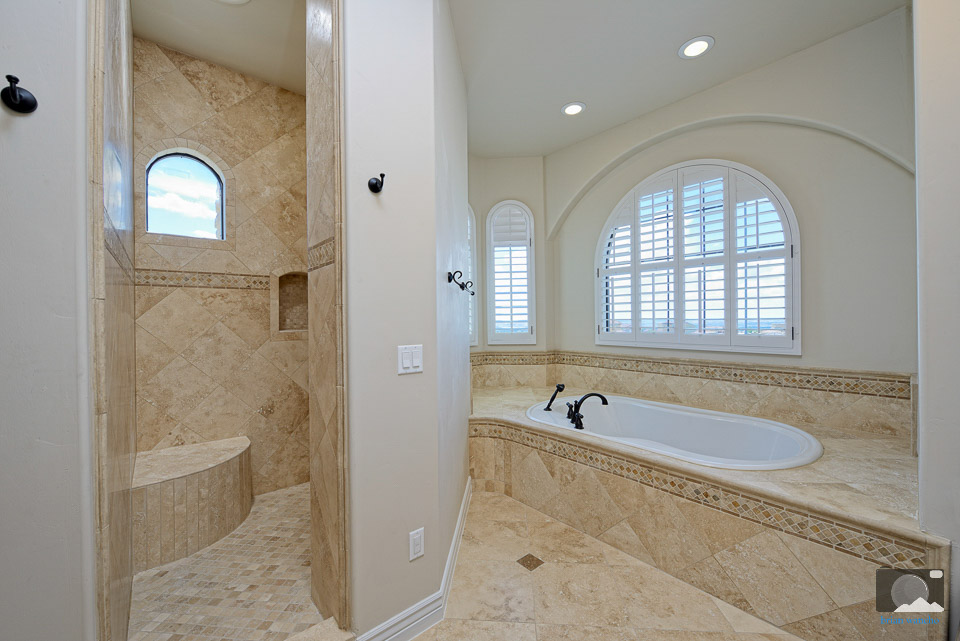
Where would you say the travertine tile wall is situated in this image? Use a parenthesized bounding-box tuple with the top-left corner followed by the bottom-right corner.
(472, 352, 914, 439)
(306, 0, 349, 626)
(469, 427, 949, 641)
(132, 39, 309, 496)
(90, 0, 136, 638)
(131, 438, 253, 572)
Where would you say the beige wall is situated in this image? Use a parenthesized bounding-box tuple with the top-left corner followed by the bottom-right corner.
(468, 155, 552, 351)
(915, 0, 960, 636)
(132, 40, 310, 496)
(434, 0, 471, 582)
(554, 123, 917, 371)
(344, 0, 469, 634)
(470, 10, 918, 374)
(0, 0, 98, 638)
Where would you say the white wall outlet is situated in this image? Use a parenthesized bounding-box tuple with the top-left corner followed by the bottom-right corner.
(397, 345, 423, 375)
(409, 527, 424, 561)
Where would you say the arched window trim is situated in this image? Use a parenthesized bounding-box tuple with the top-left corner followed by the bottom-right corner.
(595, 159, 801, 355)
(486, 199, 536, 345)
(467, 204, 480, 347)
(146, 149, 226, 241)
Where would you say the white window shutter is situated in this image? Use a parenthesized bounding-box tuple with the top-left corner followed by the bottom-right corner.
(487, 201, 536, 345)
(595, 160, 800, 354)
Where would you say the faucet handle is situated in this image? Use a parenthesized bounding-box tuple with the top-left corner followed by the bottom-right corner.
(565, 402, 575, 420)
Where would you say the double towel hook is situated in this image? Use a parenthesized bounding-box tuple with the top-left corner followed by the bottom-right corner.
(447, 271, 475, 296)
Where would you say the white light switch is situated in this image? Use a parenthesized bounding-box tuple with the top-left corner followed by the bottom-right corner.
(397, 345, 423, 375)
(410, 527, 424, 561)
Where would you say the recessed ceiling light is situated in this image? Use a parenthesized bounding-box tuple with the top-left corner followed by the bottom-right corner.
(213, 0, 252, 5)
(679, 36, 715, 59)
(562, 102, 585, 116)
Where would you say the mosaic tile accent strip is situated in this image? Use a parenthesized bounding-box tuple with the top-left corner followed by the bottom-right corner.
(128, 483, 322, 641)
(135, 268, 270, 289)
(469, 420, 929, 570)
(471, 351, 912, 400)
(308, 238, 335, 271)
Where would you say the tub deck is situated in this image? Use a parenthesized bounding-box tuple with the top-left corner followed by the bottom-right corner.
(472, 386, 919, 536)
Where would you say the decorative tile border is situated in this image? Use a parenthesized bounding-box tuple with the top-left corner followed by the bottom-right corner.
(471, 351, 912, 400)
(135, 269, 269, 290)
(470, 419, 931, 569)
(307, 238, 335, 271)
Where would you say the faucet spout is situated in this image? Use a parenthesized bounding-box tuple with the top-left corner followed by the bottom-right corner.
(570, 393, 609, 429)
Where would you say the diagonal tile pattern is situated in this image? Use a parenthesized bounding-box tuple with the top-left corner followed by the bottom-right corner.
(128, 483, 322, 641)
(418, 492, 801, 641)
(132, 38, 310, 497)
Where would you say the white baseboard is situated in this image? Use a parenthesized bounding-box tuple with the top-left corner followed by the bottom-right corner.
(355, 477, 473, 641)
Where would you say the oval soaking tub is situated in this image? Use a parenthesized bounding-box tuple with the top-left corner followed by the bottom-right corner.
(526, 395, 822, 470)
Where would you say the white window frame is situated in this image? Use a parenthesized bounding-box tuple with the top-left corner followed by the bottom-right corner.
(467, 205, 479, 347)
(486, 200, 536, 345)
(146, 149, 226, 241)
(595, 159, 801, 355)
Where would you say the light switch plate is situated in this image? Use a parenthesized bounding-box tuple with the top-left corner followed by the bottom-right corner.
(397, 345, 423, 375)
(409, 527, 424, 561)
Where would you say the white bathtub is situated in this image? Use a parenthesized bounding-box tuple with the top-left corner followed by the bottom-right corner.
(526, 395, 822, 470)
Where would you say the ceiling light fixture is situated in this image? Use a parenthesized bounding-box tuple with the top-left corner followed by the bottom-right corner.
(213, 0, 252, 5)
(678, 36, 715, 59)
(562, 102, 585, 116)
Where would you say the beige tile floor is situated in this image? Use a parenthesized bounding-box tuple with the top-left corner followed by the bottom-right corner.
(472, 386, 919, 533)
(416, 491, 801, 641)
(128, 483, 322, 641)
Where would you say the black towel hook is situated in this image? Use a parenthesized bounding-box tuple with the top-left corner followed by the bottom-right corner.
(447, 271, 475, 296)
(1, 75, 38, 114)
(368, 173, 385, 193)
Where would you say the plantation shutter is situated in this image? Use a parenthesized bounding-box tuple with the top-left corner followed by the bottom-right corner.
(636, 175, 677, 339)
(732, 172, 792, 349)
(487, 202, 535, 344)
(598, 200, 634, 339)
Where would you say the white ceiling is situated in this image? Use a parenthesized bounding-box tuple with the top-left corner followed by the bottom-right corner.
(450, 0, 908, 157)
(131, 0, 306, 95)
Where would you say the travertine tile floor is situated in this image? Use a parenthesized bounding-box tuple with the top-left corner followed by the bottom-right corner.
(416, 491, 801, 641)
(128, 483, 322, 641)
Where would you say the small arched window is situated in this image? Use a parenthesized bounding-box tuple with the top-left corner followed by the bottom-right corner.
(487, 200, 535, 345)
(596, 160, 800, 354)
(467, 205, 479, 347)
(146, 152, 224, 240)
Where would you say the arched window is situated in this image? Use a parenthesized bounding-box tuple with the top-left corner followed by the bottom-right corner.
(146, 152, 224, 240)
(596, 160, 800, 354)
(467, 205, 479, 347)
(487, 200, 535, 345)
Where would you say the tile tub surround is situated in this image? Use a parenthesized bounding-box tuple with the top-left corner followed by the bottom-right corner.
(471, 351, 915, 439)
(131, 437, 253, 572)
(128, 483, 323, 641)
(415, 491, 802, 641)
(469, 388, 949, 641)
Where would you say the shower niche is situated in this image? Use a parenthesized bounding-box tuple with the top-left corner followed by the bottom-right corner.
(272, 268, 308, 338)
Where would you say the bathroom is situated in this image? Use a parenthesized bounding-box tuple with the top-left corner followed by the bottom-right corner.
(2, 0, 959, 640)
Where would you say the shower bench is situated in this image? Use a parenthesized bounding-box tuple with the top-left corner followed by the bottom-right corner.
(130, 436, 253, 572)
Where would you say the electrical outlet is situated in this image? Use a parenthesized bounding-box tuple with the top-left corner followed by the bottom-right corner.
(409, 527, 424, 561)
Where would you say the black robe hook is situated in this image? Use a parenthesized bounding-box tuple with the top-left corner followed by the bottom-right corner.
(1, 75, 38, 114)
(368, 173, 385, 193)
